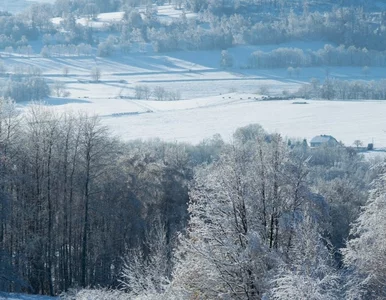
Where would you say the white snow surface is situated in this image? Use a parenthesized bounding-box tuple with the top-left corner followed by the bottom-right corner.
(102, 99, 386, 146)
(76, 12, 125, 28)
(156, 5, 198, 24)
(1, 41, 386, 146)
(50, 6, 195, 28)
(0, 293, 57, 300)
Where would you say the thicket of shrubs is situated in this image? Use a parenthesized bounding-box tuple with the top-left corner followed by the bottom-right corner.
(248, 45, 385, 69)
(298, 78, 386, 100)
(135, 85, 181, 101)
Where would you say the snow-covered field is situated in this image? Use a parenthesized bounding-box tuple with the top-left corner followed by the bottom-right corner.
(51, 5, 196, 27)
(1, 3, 385, 148)
(3, 46, 386, 146)
(102, 98, 386, 147)
(0, 293, 56, 300)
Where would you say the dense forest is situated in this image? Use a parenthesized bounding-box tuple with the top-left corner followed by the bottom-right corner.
(1, 0, 386, 54)
(0, 97, 385, 299)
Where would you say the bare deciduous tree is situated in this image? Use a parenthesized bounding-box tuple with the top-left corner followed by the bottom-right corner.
(91, 67, 102, 82)
(52, 81, 70, 97)
(353, 140, 363, 149)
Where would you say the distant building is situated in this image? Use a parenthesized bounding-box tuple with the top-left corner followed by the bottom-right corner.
(310, 135, 339, 147)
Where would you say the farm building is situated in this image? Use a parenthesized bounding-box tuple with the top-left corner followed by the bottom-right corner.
(310, 135, 339, 147)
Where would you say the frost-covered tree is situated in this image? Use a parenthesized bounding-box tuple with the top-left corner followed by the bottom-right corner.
(171, 132, 283, 298)
(270, 216, 340, 300)
(220, 50, 233, 68)
(168, 124, 345, 299)
(120, 220, 170, 298)
(153, 86, 167, 101)
(172, 162, 277, 299)
(52, 81, 70, 97)
(135, 85, 151, 100)
(97, 35, 117, 57)
(353, 140, 363, 149)
(4, 77, 50, 102)
(171, 125, 320, 299)
(343, 167, 386, 299)
(91, 67, 102, 82)
(0, 98, 21, 292)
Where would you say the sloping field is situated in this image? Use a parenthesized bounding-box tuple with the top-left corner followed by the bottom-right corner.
(1, 40, 385, 147)
(102, 98, 386, 146)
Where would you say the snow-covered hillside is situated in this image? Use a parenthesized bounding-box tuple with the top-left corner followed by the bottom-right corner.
(102, 98, 386, 147)
(2, 42, 386, 146)
(1, 2, 386, 147)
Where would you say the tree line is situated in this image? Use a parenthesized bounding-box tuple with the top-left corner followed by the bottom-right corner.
(115, 5, 386, 53)
(2, 0, 386, 57)
(0, 98, 220, 294)
(247, 44, 386, 69)
(298, 78, 386, 100)
(1, 100, 383, 298)
(61, 123, 384, 299)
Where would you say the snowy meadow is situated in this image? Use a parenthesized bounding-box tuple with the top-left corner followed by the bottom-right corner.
(2, 47, 386, 147)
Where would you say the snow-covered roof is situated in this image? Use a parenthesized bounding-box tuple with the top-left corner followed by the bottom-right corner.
(310, 135, 337, 144)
